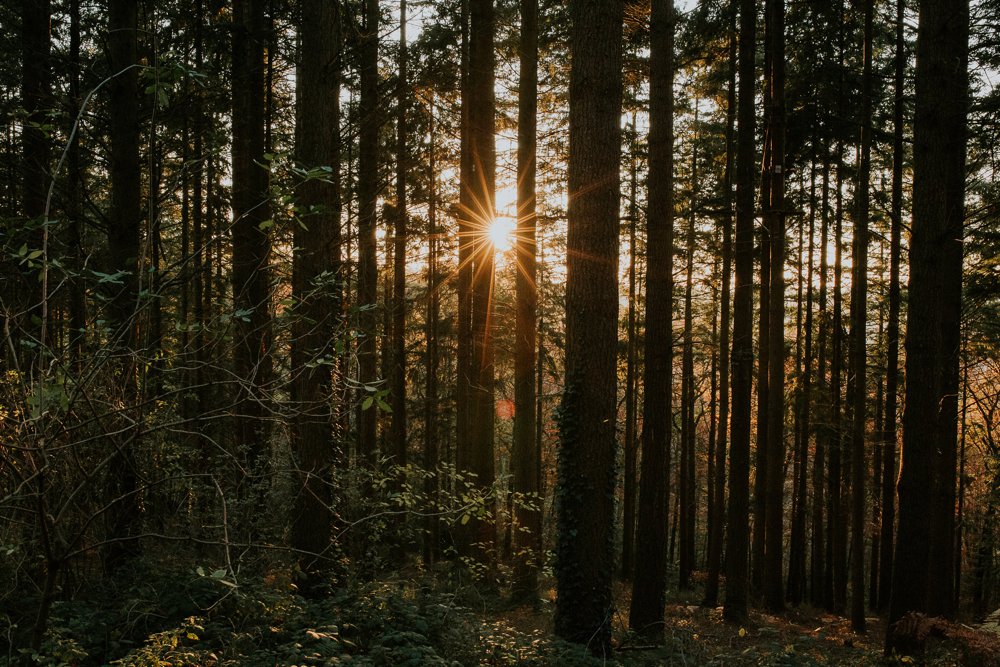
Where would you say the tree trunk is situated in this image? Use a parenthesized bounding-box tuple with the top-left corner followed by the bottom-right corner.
(812, 145, 830, 607)
(679, 110, 697, 591)
(456, 0, 473, 535)
(104, 0, 142, 571)
(703, 11, 735, 607)
(762, 0, 787, 614)
(356, 0, 379, 463)
(424, 96, 441, 565)
(878, 0, 905, 615)
(724, 0, 756, 624)
(621, 128, 640, 581)
(849, 0, 873, 633)
(390, 0, 408, 468)
(629, 0, 672, 639)
(557, 0, 623, 653)
(67, 0, 87, 370)
(512, 0, 540, 598)
(887, 0, 969, 653)
(20, 0, 50, 360)
(290, 0, 340, 592)
(463, 0, 497, 556)
(231, 0, 272, 499)
(788, 155, 815, 607)
(753, 3, 773, 595)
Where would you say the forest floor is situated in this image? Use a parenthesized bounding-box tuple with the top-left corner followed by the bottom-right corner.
(21, 559, 991, 666)
(489, 578, 894, 666)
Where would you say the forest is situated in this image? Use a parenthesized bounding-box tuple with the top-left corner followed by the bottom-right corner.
(2, 0, 1000, 664)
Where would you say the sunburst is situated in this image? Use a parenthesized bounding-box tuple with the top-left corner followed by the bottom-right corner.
(488, 215, 516, 252)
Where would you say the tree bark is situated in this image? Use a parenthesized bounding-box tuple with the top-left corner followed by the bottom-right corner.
(679, 109, 697, 591)
(390, 0, 408, 468)
(463, 0, 497, 556)
(290, 0, 341, 591)
(762, 0, 787, 614)
(231, 0, 273, 495)
(704, 11, 735, 607)
(888, 0, 968, 650)
(878, 0, 905, 615)
(424, 96, 442, 564)
(849, 0, 873, 633)
(356, 0, 379, 463)
(104, 0, 143, 571)
(512, 0, 540, 597)
(621, 127, 639, 581)
(723, 0, 756, 624)
(812, 144, 830, 607)
(788, 155, 815, 607)
(557, 0, 623, 652)
(20, 0, 50, 358)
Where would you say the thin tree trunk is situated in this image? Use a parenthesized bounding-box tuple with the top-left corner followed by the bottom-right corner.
(956, 349, 968, 612)
(512, 0, 539, 596)
(20, 0, 50, 360)
(704, 11, 735, 606)
(762, 0, 787, 614)
(356, 0, 379, 463)
(104, 0, 142, 570)
(424, 96, 441, 565)
(231, 0, 273, 503)
(622, 127, 639, 581)
(629, 0, 672, 638)
(788, 156, 815, 606)
(753, 0, 773, 596)
(466, 0, 497, 556)
(456, 0, 473, 534)
(679, 110, 698, 591)
(812, 145, 830, 607)
(724, 0, 756, 624)
(390, 0, 408, 468)
(830, 138, 847, 615)
(706, 278, 719, 572)
(878, 0, 905, 615)
(849, 0, 873, 632)
(67, 0, 86, 371)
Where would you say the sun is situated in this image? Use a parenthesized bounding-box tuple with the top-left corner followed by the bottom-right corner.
(489, 216, 516, 252)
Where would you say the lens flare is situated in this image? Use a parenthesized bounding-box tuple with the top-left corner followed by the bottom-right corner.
(489, 216, 516, 252)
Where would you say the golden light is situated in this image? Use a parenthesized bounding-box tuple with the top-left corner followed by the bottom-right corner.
(489, 215, 516, 252)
